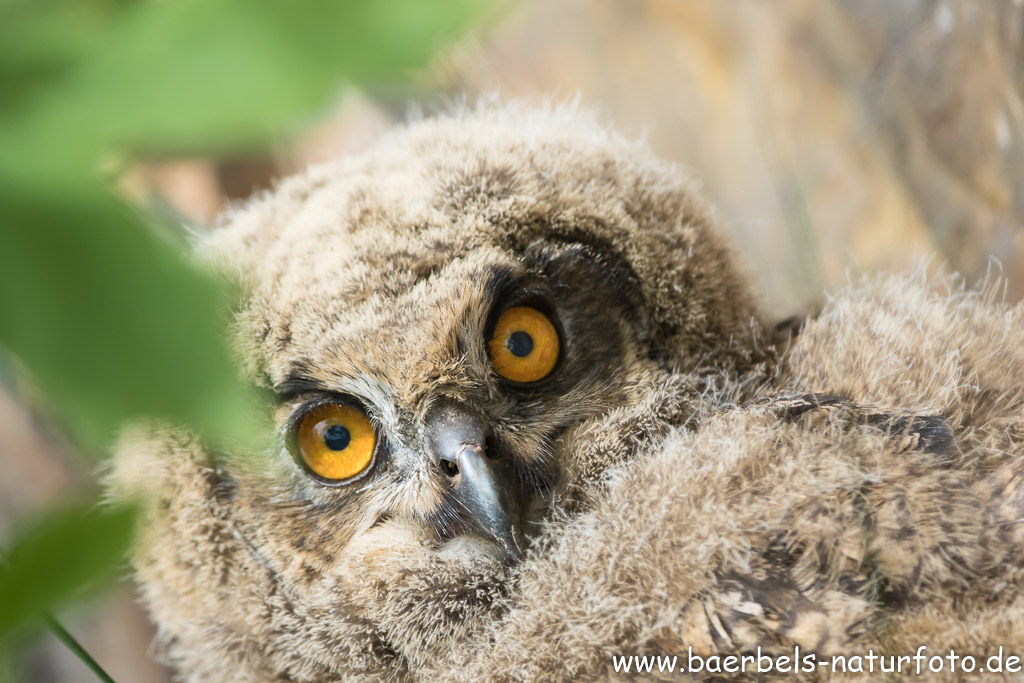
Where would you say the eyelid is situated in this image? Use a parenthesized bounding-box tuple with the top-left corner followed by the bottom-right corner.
(277, 393, 327, 434)
(484, 287, 559, 337)
(286, 393, 374, 431)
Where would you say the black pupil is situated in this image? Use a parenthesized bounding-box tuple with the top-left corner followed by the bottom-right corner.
(323, 424, 351, 451)
(507, 330, 534, 357)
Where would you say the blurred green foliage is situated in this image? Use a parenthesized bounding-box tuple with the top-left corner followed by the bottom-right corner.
(0, 182, 256, 450)
(0, 0, 486, 450)
(0, 0, 487, 675)
(0, 502, 136, 636)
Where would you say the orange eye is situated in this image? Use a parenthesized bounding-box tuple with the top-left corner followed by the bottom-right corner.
(296, 403, 377, 482)
(488, 306, 560, 384)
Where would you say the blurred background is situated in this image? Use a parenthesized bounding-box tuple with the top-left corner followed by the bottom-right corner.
(3, 0, 1023, 680)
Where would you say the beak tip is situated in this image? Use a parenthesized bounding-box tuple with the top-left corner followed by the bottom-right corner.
(452, 446, 526, 561)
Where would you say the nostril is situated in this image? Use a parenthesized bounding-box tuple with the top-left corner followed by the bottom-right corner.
(442, 459, 460, 478)
(484, 435, 498, 460)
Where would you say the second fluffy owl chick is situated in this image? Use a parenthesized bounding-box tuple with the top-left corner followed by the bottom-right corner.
(111, 103, 1024, 681)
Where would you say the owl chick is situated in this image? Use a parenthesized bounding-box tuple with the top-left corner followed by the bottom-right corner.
(444, 271, 1024, 682)
(110, 103, 1024, 682)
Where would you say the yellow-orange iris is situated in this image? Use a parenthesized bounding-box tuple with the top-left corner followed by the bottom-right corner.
(488, 306, 560, 384)
(297, 403, 376, 481)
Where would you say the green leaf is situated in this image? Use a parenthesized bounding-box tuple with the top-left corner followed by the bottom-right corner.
(0, 0, 490, 450)
(0, 0, 493, 674)
(0, 501, 136, 636)
(1, 0, 488, 167)
(0, 647, 13, 683)
(0, 176, 262, 450)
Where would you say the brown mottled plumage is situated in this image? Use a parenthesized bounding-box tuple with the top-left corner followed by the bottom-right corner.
(109, 103, 1024, 681)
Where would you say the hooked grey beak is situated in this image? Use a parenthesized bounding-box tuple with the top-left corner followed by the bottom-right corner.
(428, 402, 525, 559)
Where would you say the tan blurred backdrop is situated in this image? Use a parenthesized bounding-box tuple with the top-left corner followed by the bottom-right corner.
(4, 1, 1023, 680)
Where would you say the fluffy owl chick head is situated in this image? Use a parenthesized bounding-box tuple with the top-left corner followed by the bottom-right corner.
(112, 102, 768, 680)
